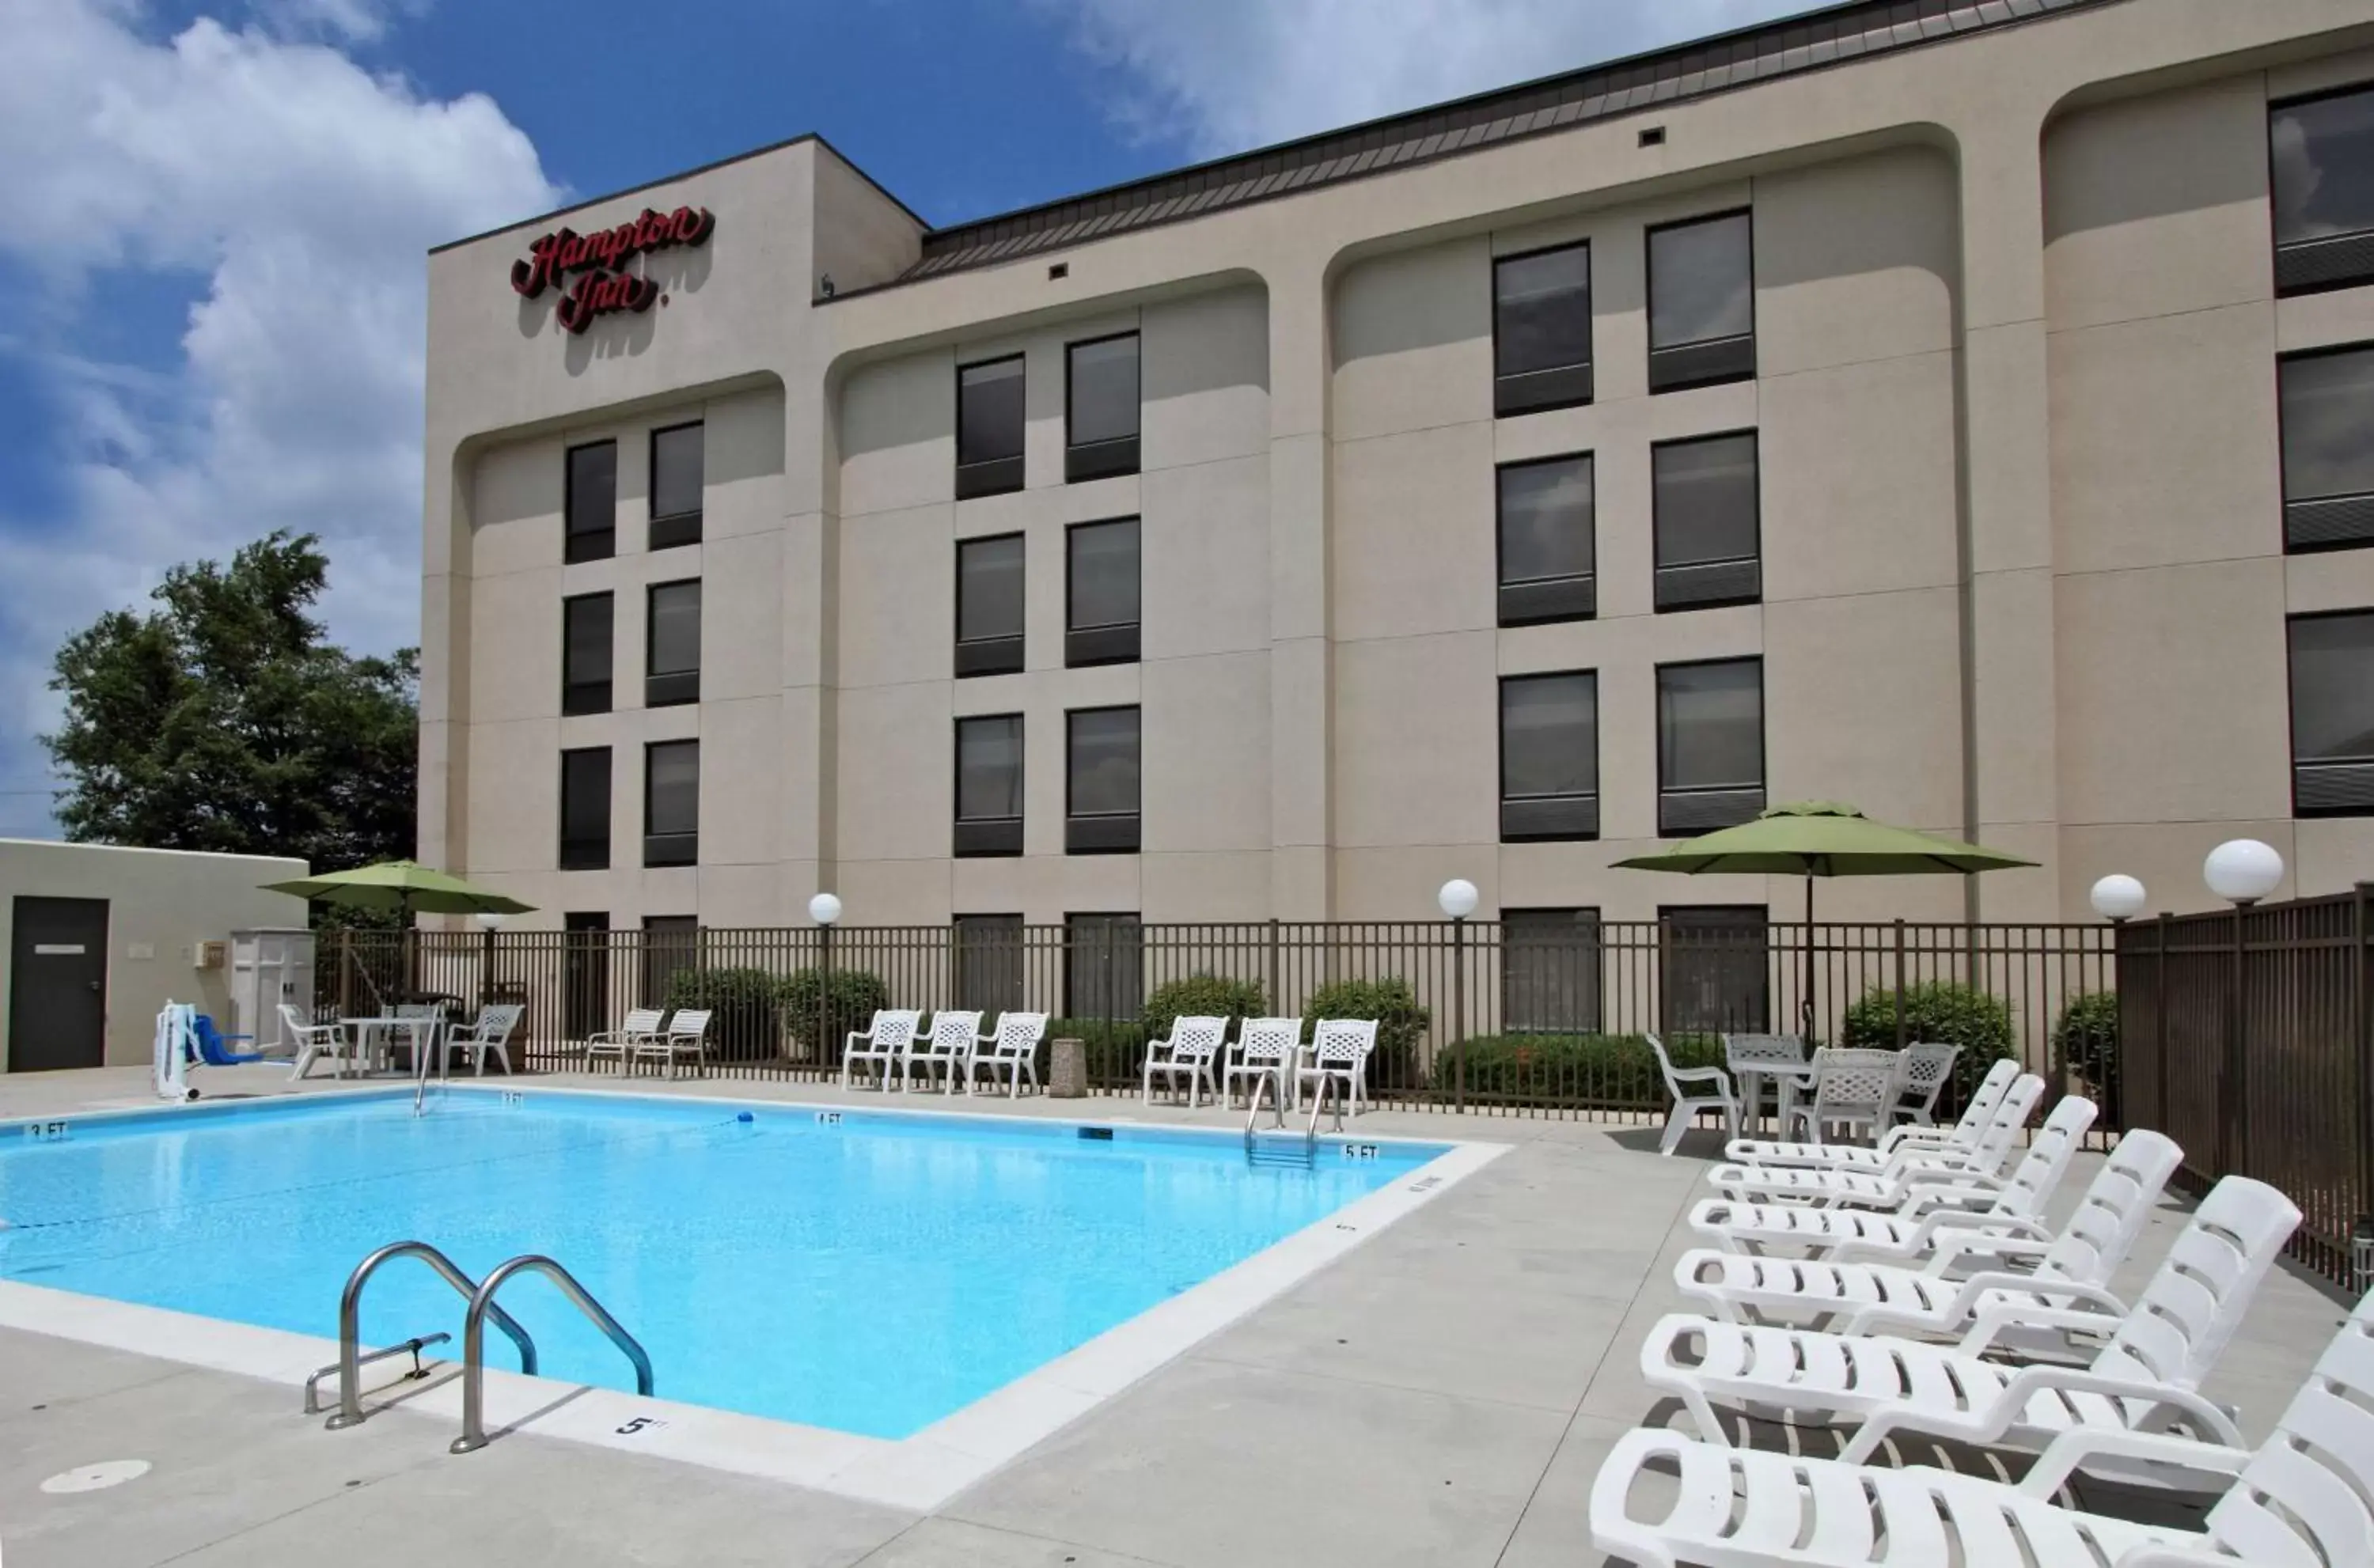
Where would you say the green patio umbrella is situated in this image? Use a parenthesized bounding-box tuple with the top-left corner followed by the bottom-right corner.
(1612, 801, 2034, 1032)
(260, 859, 534, 920)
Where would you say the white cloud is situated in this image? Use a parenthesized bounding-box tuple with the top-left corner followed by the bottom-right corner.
(1038, 0, 1806, 157)
(0, 1, 559, 835)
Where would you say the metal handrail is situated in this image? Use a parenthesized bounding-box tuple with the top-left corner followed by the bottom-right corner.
(451, 1254, 653, 1454)
(1309, 1071, 1342, 1136)
(1243, 1063, 1287, 1137)
(327, 1241, 537, 1429)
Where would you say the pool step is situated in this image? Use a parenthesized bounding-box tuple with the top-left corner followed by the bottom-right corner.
(1244, 1132, 1317, 1170)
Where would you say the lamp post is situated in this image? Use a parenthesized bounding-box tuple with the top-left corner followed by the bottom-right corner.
(809, 893, 842, 1071)
(2084, 875, 2144, 1124)
(2204, 839, 2284, 1179)
(473, 911, 504, 1011)
(1439, 880, 1478, 1114)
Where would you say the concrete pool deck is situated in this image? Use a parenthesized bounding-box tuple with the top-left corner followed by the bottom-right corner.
(0, 1066, 2352, 1566)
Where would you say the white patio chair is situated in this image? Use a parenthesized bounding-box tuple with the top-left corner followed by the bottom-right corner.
(1589, 1284, 2374, 1568)
(967, 1011, 1048, 1096)
(1890, 1040, 1961, 1127)
(1224, 1017, 1303, 1119)
(586, 1006, 665, 1072)
(1706, 1073, 2045, 1209)
(1722, 1032, 1807, 1127)
(1727, 1055, 2019, 1172)
(446, 1003, 523, 1076)
(1784, 1046, 1906, 1146)
(1142, 1015, 1227, 1107)
(1296, 1018, 1379, 1123)
(904, 1009, 983, 1093)
(281, 1003, 353, 1081)
(1648, 1033, 1740, 1157)
(1640, 1175, 2300, 1473)
(632, 1008, 711, 1078)
(840, 1009, 920, 1092)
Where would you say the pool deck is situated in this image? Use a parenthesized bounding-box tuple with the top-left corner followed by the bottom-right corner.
(0, 1065, 2350, 1566)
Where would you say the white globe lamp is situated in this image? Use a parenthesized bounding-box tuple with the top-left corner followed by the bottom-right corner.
(2203, 839, 2284, 907)
(473, 910, 506, 932)
(1437, 878, 1480, 921)
(2088, 874, 2146, 924)
(808, 892, 844, 926)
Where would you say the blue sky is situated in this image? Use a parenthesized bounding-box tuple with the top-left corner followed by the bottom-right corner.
(0, 0, 1796, 837)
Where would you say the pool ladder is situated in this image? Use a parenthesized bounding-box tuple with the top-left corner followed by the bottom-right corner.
(313, 1240, 653, 1455)
(1242, 1070, 1318, 1169)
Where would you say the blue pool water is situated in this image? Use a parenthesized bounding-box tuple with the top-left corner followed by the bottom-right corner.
(0, 1091, 1443, 1437)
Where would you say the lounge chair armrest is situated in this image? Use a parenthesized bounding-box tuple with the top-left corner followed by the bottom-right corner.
(1877, 1123, 1956, 1154)
(1955, 1298, 2124, 1358)
(1933, 1270, 2124, 1327)
(1901, 1179, 2006, 1214)
(2114, 1547, 2253, 1568)
(2018, 1426, 2251, 1500)
(1919, 1231, 2053, 1275)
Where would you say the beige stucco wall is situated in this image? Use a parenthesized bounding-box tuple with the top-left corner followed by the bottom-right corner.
(417, 0, 2374, 933)
(0, 840, 309, 1070)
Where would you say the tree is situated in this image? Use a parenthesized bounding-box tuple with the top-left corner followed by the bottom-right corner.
(43, 531, 418, 872)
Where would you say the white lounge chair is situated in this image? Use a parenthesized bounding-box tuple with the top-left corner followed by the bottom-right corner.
(1784, 1047, 1906, 1146)
(1590, 1285, 2374, 1568)
(1297, 1017, 1378, 1123)
(1726, 1055, 2019, 1171)
(1889, 1040, 1961, 1127)
(968, 1011, 1047, 1096)
(905, 1009, 983, 1093)
(840, 1009, 921, 1092)
(1641, 1175, 2300, 1470)
(1649, 1033, 1740, 1157)
(1689, 1085, 2095, 1261)
(446, 1003, 523, 1076)
(281, 1003, 355, 1080)
(1142, 1015, 1227, 1107)
(1706, 1073, 2045, 1208)
(1224, 1017, 1303, 1119)
(586, 1006, 665, 1072)
(632, 1008, 711, 1078)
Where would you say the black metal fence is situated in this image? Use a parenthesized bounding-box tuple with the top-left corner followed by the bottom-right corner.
(2118, 886, 2374, 1287)
(318, 918, 2115, 1127)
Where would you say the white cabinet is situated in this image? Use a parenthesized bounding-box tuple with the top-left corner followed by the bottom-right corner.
(230, 927, 316, 1051)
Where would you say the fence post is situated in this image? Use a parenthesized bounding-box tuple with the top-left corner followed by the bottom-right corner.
(1451, 916, 1467, 1115)
(2220, 903, 2245, 1178)
(1891, 918, 1906, 1047)
(1267, 918, 1280, 1014)
(2152, 912, 2171, 1134)
(2356, 883, 2373, 1240)
(817, 922, 832, 1072)
(336, 929, 354, 1018)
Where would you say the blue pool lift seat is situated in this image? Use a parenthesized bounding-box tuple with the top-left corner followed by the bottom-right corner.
(193, 1014, 267, 1066)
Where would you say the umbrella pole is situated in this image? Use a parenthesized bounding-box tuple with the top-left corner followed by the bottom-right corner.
(1802, 873, 1816, 1040)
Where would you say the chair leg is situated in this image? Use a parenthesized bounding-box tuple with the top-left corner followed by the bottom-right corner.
(1659, 1101, 1692, 1157)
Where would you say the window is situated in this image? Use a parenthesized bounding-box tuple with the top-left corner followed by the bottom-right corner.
(648, 422, 703, 550)
(1065, 913, 1143, 1019)
(1067, 517, 1140, 666)
(1661, 906, 1770, 1032)
(646, 580, 700, 707)
(1493, 242, 1592, 417)
(643, 740, 699, 866)
(1653, 432, 1761, 610)
(640, 915, 698, 1008)
(2272, 87, 2374, 296)
(1648, 210, 1754, 392)
(954, 714, 1024, 857)
(558, 748, 611, 870)
(1066, 706, 1140, 853)
(955, 534, 1025, 677)
(2289, 611, 2374, 814)
(1065, 332, 1140, 483)
(1497, 455, 1595, 626)
(2279, 347, 2374, 551)
(565, 440, 617, 563)
(1658, 658, 1765, 834)
(1501, 909, 1603, 1035)
(561, 593, 613, 715)
(956, 354, 1026, 500)
(954, 914, 1026, 1013)
(1500, 672, 1598, 841)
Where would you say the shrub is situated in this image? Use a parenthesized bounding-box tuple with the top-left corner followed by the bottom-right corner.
(2054, 990, 2121, 1125)
(776, 967, 892, 1060)
(1838, 980, 2017, 1107)
(662, 966, 781, 1062)
(1303, 977, 1430, 1094)
(1140, 974, 1266, 1046)
(1431, 1032, 1723, 1107)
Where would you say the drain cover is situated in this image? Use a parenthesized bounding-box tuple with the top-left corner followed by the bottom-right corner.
(41, 1460, 150, 1494)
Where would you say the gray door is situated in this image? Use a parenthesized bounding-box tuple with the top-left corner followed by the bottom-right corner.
(9, 896, 110, 1073)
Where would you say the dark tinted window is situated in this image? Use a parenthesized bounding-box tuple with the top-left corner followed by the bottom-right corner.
(641, 915, 698, 1008)
(2291, 612, 2374, 815)
(1658, 659, 1765, 833)
(643, 740, 699, 865)
(957, 356, 1025, 498)
(1497, 455, 1594, 626)
(1493, 244, 1592, 415)
(650, 422, 703, 546)
(1065, 913, 1143, 1019)
(562, 593, 612, 715)
(956, 715, 1024, 823)
(1500, 674, 1597, 802)
(1653, 432, 1760, 608)
(2280, 347, 2374, 551)
(954, 914, 1026, 1013)
(2272, 89, 2374, 294)
(1661, 905, 1770, 1032)
(1501, 908, 1602, 1034)
(566, 441, 616, 563)
(1067, 518, 1140, 666)
(956, 534, 1025, 676)
(1067, 335, 1140, 449)
(1067, 707, 1141, 819)
(1649, 212, 1753, 349)
(559, 748, 611, 870)
(647, 580, 700, 706)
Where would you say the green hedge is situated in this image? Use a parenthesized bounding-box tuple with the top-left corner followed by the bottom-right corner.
(2054, 990, 2121, 1126)
(1837, 980, 2017, 1106)
(1432, 1032, 1724, 1105)
(662, 966, 782, 1062)
(1046, 1017, 1150, 1083)
(1303, 977, 1430, 1093)
(776, 968, 891, 1059)
(1141, 974, 1266, 1047)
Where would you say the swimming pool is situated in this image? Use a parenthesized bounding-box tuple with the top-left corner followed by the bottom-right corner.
(0, 1089, 1454, 1442)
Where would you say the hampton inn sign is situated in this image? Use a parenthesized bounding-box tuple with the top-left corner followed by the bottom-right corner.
(509, 205, 717, 335)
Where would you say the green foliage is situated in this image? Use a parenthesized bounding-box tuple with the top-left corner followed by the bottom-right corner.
(1140, 974, 1266, 1044)
(2054, 990, 2122, 1124)
(1433, 1032, 1724, 1105)
(1046, 1017, 1150, 1082)
(663, 966, 781, 1061)
(776, 967, 892, 1056)
(44, 531, 418, 870)
(1303, 977, 1431, 1093)
(1838, 980, 2018, 1104)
